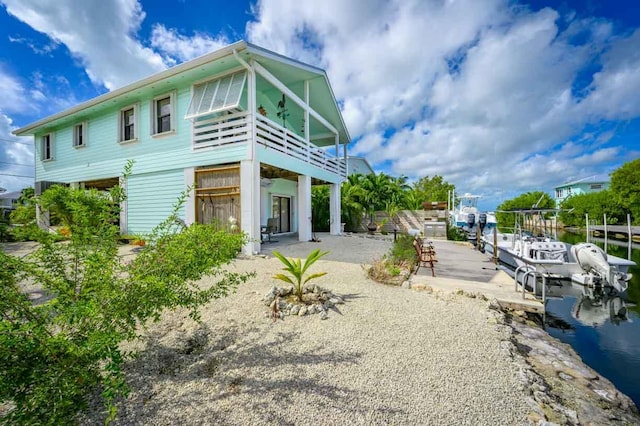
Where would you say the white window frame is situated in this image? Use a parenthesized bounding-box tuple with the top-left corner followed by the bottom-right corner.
(41, 133, 54, 161)
(73, 122, 87, 148)
(118, 104, 139, 144)
(151, 91, 176, 137)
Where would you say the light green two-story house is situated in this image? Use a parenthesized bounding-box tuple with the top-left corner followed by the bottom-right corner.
(14, 41, 350, 254)
(554, 175, 609, 207)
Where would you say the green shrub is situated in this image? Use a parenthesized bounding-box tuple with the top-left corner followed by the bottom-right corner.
(390, 233, 416, 269)
(447, 224, 468, 241)
(0, 163, 253, 424)
(9, 223, 47, 242)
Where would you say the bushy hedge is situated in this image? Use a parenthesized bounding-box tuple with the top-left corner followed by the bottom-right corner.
(0, 164, 253, 424)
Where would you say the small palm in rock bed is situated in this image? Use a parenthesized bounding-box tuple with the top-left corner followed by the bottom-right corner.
(272, 248, 328, 302)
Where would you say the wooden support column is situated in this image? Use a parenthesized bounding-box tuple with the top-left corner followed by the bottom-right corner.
(184, 167, 195, 226)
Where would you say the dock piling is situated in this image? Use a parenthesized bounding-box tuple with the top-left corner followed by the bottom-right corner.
(628, 214, 632, 261)
(604, 214, 608, 253)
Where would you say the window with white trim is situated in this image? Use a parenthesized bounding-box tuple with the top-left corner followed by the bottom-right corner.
(119, 105, 138, 142)
(73, 122, 86, 147)
(41, 133, 53, 161)
(151, 92, 175, 135)
(185, 71, 247, 120)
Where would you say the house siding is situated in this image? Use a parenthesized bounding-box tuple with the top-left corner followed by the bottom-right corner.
(21, 43, 349, 252)
(554, 181, 609, 207)
(34, 87, 250, 183)
(127, 168, 186, 234)
(261, 178, 298, 232)
(257, 146, 341, 184)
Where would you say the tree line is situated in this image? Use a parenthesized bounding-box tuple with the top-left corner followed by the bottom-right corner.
(311, 173, 455, 231)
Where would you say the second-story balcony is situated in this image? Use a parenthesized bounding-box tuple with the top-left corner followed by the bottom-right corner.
(192, 110, 347, 178)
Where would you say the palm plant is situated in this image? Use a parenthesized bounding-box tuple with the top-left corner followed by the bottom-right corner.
(272, 249, 329, 302)
(341, 182, 365, 231)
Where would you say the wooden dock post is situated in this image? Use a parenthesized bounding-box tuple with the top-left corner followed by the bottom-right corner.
(586, 213, 590, 243)
(604, 213, 608, 253)
(628, 213, 632, 260)
(493, 228, 498, 265)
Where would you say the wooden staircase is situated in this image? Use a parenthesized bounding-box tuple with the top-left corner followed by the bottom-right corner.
(396, 210, 424, 232)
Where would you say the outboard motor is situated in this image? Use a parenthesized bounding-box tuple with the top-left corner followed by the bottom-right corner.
(466, 213, 476, 228)
(572, 243, 630, 293)
(478, 213, 487, 234)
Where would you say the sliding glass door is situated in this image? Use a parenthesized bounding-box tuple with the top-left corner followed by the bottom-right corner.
(271, 196, 291, 233)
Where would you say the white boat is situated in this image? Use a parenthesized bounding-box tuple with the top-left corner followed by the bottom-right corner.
(449, 193, 497, 237)
(483, 211, 635, 299)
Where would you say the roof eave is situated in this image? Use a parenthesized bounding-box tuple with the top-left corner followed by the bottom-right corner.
(14, 40, 351, 145)
(246, 42, 351, 144)
(13, 40, 249, 136)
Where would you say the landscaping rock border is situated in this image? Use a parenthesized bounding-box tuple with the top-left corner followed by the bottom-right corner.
(262, 284, 345, 320)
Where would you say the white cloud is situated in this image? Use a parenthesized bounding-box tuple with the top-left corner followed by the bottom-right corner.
(247, 0, 640, 207)
(3, 0, 639, 208)
(8, 35, 58, 55)
(578, 29, 640, 120)
(0, 114, 34, 193)
(0, 66, 32, 114)
(2, 0, 166, 90)
(150, 24, 229, 64)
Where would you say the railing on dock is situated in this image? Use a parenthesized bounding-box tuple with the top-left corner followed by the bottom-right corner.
(514, 263, 547, 306)
(586, 213, 637, 260)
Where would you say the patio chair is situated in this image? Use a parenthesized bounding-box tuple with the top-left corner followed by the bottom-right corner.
(261, 218, 278, 243)
(413, 237, 437, 277)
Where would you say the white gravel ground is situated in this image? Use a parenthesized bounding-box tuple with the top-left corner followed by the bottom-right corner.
(81, 254, 532, 425)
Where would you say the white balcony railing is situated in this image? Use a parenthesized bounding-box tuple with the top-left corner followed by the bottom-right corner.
(192, 111, 346, 178)
(192, 109, 250, 148)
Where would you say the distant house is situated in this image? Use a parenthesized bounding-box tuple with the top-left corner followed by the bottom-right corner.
(346, 156, 374, 175)
(13, 41, 351, 255)
(0, 190, 21, 219)
(554, 175, 609, 207)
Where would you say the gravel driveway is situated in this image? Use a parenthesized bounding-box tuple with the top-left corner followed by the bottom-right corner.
(80, 253, 530, 425)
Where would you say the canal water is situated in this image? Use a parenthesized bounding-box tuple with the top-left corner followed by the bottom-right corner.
(545, 231, 640, 407)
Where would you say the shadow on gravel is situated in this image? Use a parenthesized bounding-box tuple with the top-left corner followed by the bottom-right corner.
(90, 321, 404, 424)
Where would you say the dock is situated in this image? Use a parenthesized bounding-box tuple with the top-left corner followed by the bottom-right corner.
(253, 233, 545, 313)
(590, 225, 640, 242)
(412, 239, 544, 313)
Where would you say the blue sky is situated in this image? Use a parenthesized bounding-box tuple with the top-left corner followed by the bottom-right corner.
(1, 0, 640, 210)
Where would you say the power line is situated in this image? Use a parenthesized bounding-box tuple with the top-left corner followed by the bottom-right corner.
(0, 137, 33, 145)
(0, 172, 34, 178)
(0, 160, 34, 167)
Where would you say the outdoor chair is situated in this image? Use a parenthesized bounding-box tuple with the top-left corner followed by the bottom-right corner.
(413, 237, 437, 277)
(261, 218, 278, 243)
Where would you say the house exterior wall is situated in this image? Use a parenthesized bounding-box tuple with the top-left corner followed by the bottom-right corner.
(33, 83, 250, 234)
(554, 181, 609, 207)
(261, 178, 298, 232)
(21, 43, 349, 246)
(34, 87, 250, 185)
(257, 146, 341, 185)
(127, 168, 186, 234)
